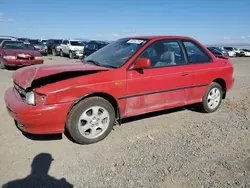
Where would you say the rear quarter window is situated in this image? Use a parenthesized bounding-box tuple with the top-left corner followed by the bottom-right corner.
(183, 41, 212, 64)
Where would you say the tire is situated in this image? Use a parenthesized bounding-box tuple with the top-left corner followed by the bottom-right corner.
(52, 49, 56, 56)
(199, 82, 223, 113)
(60, 50, 64, 57)
(66, 97, 116, 144)
(0, 59, 6, 69)
(69, 51, 74, 59)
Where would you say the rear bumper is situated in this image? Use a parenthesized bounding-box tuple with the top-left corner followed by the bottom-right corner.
(2, 58, 43, 66)
(4, 87, 72, 134)
(227, 77, 235, 91)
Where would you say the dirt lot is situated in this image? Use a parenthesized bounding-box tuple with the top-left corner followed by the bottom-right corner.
(0, 56, 249, 188)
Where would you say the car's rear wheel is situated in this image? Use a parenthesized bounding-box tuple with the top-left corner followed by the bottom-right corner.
(0, 59, 6, 69)
(66, 97, 115, 144)
(52, 49, 56, 56)
(199, 82, 223, 113)
(60, 50, 64, 57)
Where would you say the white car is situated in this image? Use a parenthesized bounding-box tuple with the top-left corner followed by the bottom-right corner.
(219, 47, 236, 57)
(242, 49, 250, 57)
(223, 47, 245, 57)
(60, 39, 85, 59)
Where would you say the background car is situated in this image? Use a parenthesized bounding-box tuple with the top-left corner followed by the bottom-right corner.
(25, 39, 48, 56)
(0, 36, 18, 43)
(207, 47, 229, 57)
(0, 40, 43, 69)
(45, 39, 62, 55)
(241, 49, 250, 57)
(39, 39, 47, 45)
(60, 39, 85, 59)
(220, 47, 236, 57)
(17, 38, 29, 42)
(83, 40, 109, 57)
(223, 47, 244, 57)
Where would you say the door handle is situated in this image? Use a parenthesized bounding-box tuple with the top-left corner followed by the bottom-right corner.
(182, 73, 189, 76)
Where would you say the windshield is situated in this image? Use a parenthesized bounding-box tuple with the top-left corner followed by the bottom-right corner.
(3, 41, 35, 50)
(54, 40, 62, 44)
(84, 38, 148, 68)
(29, 40, 42, 45)
(70, 41, 84, 46)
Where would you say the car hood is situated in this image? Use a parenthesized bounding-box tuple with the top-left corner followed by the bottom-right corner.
(12, 62, 111, 89)
(3, 49, 41, 56)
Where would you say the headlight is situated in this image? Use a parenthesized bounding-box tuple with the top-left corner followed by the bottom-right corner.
(74, 48, 78, 51)
(26, 92, 35, 105)
(35, 56, 43, 60)
(3, 56, 16, 60)
(44, 46, 47, 49)
(26, 91, 47, 105)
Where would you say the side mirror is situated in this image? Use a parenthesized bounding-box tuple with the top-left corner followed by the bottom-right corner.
(35, 48, 40, 51)
(130, 58, 151, 70)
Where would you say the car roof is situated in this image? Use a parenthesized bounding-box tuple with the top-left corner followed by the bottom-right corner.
(123, 35, 195, 40)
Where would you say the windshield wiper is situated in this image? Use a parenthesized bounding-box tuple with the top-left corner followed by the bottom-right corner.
(84, 59, 117, 69)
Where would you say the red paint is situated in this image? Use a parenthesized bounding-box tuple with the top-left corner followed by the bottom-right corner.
(4, 36, 234, 135)
(0, 49, 43, 67)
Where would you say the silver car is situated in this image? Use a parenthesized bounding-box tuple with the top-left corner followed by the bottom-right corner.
(25, 39, 48, 56)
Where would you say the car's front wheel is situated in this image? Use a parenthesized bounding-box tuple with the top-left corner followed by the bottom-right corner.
(66, 97, 116, 144)
(199, 82, 223, 113)
(69, 51, 74, 59)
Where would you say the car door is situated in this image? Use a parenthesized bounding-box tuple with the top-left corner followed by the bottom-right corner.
(124, 40, 191, 116)
(180, 40, 215, 103)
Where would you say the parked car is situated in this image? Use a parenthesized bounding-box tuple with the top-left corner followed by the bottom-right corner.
(241, 49, 250, 57)
(219, 47, 236, 57)
(25, 39, 48, 56)
(83, 40, 109, 58)
(4, 36, 234, 144)
(45, 39, 62, 55)
(60, 39, 84, 59)
(223, 47, 244, 57)
(18, 38, 29, 42)
(39, 39, 47, 45)
(0, 36, 18, 43)
(207, 47, 229, 57)
(0, 40, 43, 69)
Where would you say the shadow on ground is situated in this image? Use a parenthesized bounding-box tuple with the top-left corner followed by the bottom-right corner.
(2, 153, 73, 188)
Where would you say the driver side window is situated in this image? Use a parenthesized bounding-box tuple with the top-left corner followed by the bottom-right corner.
(138, 40, 186, 68)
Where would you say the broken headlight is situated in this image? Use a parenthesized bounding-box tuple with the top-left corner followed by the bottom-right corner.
(26, 91, 35, 105)
(26, 92, 47, 106)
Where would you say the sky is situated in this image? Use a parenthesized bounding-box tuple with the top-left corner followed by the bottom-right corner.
(0, 0, 250, 44)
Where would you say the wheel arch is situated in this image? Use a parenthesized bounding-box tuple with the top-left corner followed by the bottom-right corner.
(67, 92, 121, 122)
(212, 78, 226, 99)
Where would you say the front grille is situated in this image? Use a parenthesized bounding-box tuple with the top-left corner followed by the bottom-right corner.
(14, 82, 26, 100)
(17, 56, 34, 60)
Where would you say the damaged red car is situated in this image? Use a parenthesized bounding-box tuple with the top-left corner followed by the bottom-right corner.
(4, 36, 234, 144)
(0, 40, 43, 69)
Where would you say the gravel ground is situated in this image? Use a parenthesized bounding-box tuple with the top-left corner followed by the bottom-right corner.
(0, 56, 249, 188)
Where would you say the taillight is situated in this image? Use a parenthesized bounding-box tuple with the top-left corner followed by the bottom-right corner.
(35, 93, 47, 105)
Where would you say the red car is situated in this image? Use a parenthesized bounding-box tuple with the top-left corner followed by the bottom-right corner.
(4, 36, 234, 144)
(0, 40, 43, 69)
